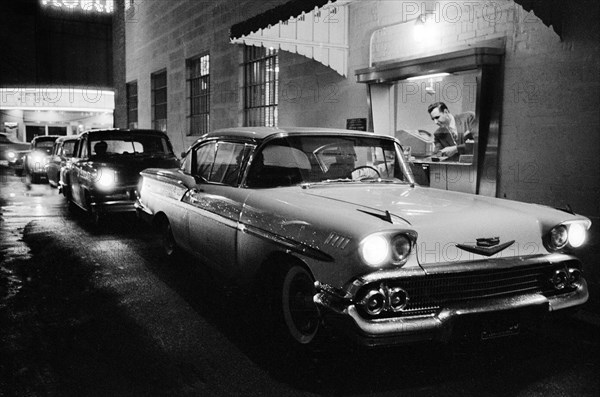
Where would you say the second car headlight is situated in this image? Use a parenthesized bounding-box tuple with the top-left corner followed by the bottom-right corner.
(546, 221, 589, 251)
(567, 223, 587, 248)
(94, 168, 117, 190)
(359, 232, 414, 268)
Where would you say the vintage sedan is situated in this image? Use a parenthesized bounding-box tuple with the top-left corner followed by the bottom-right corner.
(46, 135, 79, 188)
(66, 128, 179, 223)
(23, 135, 60, 183)
(0, 132, 30, 174)
(136, 127, 591, 347)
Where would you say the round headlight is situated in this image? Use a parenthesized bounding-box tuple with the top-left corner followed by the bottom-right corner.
(360, 289, 386, 316)
(549, 225, 568, 250)
(360, 235, 389, 267)
(388, 287, 409, 311)
(95, 168, 116, 189)
(7, 151, 16, 160)
(32, 153, 44, 164)
(391, 235, 412, 264)
(568, 223, 587, 248)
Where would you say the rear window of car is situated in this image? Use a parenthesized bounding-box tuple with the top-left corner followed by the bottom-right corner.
(89, 134, 173, 156)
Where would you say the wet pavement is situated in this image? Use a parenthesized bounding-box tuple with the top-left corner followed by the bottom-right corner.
(0, 169, 599, 396)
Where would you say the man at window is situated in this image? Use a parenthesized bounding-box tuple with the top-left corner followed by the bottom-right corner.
(427, 102, 476, 161)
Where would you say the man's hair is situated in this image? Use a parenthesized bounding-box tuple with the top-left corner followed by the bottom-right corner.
(427, 102, 448, 114)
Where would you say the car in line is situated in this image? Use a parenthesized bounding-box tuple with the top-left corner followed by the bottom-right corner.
(23, 135, 60, 183)
(46, 135, 79, 188)
(0, 132, 30, 175)
(64, 128, 179, 224)
(135, 127, 591, 347)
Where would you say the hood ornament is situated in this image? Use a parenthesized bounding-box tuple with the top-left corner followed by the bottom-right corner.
(456, 237, 515, 257)
(476, 237, 500, 247)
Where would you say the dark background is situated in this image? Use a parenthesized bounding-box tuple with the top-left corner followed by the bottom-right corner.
(0, 0, 112, 89)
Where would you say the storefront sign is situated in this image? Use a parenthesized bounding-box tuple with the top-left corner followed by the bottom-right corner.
(41, 0, 114, 14)
(0, 88, 114, 112)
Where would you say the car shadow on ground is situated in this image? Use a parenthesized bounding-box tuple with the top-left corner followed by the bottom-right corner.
(64, 202, 154, 239)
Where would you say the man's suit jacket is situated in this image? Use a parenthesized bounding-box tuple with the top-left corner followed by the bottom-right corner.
(433, 111, 477, 156)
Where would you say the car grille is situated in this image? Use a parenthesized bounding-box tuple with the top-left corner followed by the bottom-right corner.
(359, 261, 579, 317)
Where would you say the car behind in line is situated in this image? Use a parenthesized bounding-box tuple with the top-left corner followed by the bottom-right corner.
(47, 135, 79, 188)
(64, 128, 179, 225)
(0, 132, 30, 175)
(23, 135, 60, 183)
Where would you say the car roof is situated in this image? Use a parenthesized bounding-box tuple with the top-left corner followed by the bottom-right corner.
(202, 126, 388, 141)
(82, 128, 167, 137)
(54, 135, 79, 143)
(32, 135, 61, 142)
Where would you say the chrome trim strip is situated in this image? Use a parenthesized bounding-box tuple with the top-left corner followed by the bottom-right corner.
(240, 224, 334, 262)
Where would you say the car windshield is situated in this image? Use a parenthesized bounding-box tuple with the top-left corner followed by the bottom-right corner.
(62, 141, 77, 157)
(89, 134, 173, 157)
(34, 139, 57, 154)
(246, 135, 414, 188)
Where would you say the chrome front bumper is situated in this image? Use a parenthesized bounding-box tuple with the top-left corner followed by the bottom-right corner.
(315, 255, 589, 347)
(90, 200, 136, 214)
(134, 199, 154, 225)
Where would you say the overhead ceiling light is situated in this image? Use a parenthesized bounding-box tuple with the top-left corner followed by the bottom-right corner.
(406, 73, 450, 81)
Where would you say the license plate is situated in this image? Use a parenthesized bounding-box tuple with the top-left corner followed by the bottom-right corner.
(453, 304, 548, 341)
(480, 314, 521, 340)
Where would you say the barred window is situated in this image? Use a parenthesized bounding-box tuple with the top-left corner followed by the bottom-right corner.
(187, 54, 210, 135)
(151, 69, 167, 132)
(126, 81, 138, 129)
(244, 46, 278, 127)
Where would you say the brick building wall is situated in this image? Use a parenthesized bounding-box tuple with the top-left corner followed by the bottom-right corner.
(120, 0, 291, 152)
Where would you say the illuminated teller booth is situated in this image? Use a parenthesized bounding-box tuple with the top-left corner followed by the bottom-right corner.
(356, 43, 505, 197)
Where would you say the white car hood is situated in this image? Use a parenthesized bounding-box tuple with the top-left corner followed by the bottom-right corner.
(303, 185, 575, 265)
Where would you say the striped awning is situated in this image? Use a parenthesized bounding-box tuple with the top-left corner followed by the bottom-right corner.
(514, 0, 564, 38)
(230, 0, 349, 77)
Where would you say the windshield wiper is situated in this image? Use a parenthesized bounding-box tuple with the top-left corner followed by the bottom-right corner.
(132, 152, 166, 157)
(300, 179, 360, 188)
(323, 178, 356, 183)
(358, 177, 407, 184)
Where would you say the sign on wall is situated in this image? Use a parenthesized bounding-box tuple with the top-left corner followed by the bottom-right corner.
(346, 118, 367, 131)
(41, 0, 114, 14)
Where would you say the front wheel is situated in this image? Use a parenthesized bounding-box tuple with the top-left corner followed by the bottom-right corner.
(277, 264, 321, 345)
(159, 218, 179, 260)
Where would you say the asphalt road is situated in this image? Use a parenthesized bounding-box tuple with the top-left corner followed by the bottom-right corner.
(1, 170, 599, 396)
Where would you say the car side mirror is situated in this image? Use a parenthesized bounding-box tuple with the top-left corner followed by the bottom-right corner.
(181, 151, 187, 159)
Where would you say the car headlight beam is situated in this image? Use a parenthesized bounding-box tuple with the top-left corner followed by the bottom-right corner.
(95, 168, 117, 190)
(567, 223, 587, 248)
(360, 232, 413, 268)
(546, 221, 589, 251)
(360, 235, 389, 267)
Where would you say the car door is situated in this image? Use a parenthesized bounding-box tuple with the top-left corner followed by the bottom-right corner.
(47, 141, 62, 184)
(184, 140, 253, 275)
(69, 135, 90, 207)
